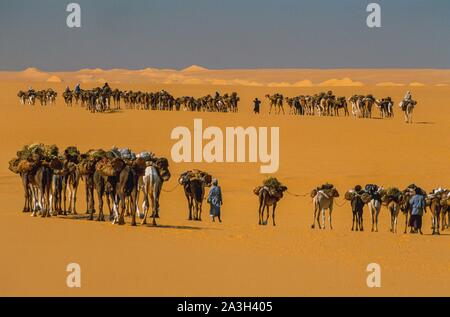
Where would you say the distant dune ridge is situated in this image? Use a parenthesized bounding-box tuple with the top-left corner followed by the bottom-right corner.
(1, 66, 450, 87)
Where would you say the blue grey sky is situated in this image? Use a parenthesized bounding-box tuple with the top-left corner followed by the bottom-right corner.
(0, 0, 449, 70)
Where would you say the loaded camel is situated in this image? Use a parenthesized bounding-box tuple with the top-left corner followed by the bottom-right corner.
(311, 184, 339, 229)
(179, 170, 212, 221)
(254, 178, 287, 226)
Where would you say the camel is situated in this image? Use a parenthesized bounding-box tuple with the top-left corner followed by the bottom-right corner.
(387, 198, 401, 233)
(179, 170, 212, 221)
(333, 97, 349, 116)
(112, 165, 139, 226)
(400, 100, 417, 123)
(63, 90, 73, 107)
(350, 189, 365, 231)
(441, 191, 450, 230)
(140, 158, 171, 226)
(78, 156, 98, 216)
(62, 162, 80, 215)
(426, 188, 447, 235)
(256, 185, 287, 226)
(265, 94, 284, 114)
(375, 98, 394, 118)
(366, 184, 383, 232)
(27, 163, 52, 217)
(311, 186, 339, 229)
(362, 95, 376, 118)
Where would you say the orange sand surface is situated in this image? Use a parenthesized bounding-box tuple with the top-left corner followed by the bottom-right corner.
(0, 70, 449, 296)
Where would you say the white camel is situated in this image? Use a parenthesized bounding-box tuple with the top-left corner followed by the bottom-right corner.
(311, 189, 340, 229)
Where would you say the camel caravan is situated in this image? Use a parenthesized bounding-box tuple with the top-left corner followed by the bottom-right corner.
(8, 143, 174, 226)
(17, 87, 57, 106)
(7, 146, 450, 233)
(61, 83, 240, 113)
(344, 184, 449, 235)
(264, 90, 418, 122)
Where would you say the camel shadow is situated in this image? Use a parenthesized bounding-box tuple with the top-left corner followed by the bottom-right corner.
(102, 109, 124, 114)
(414, 121, 435, 125)
(423, 232, 450, 236)
(142, 224, 209, 230)
(57, 213, 93, 221)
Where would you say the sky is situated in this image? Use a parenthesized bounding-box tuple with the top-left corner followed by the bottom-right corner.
(0, 0, 449, 70)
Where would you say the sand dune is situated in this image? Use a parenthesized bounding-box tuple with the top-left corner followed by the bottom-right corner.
(0, 73, 449, 296)
(3, 67, 450, 88)
(318, 77, 364, 87)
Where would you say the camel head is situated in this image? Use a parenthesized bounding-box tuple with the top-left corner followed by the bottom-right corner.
(331, 188, 339, 198)
(201, 173, 213, 187)
(155, 157, 171, 181)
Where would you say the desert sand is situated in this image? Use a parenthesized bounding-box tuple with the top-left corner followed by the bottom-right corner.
(0, 68, 449, 296)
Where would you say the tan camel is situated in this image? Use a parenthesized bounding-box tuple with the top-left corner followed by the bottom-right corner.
(311, 187, 339, 229)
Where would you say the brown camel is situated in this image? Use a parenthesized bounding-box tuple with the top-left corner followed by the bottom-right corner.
(114, 165, 139, 226)
(179, 170, 212, 221)
(255, 185, 287, 226)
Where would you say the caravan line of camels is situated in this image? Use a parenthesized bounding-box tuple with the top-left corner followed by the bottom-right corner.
(9, 143, 448, 235)
(18, 85, 417, 122)
(265, 91, 417, 122)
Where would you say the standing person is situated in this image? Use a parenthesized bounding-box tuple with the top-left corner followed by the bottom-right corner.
(207, 179, 223, 223)
(409, 188, 425, 234)
(253, 97, 261, 114)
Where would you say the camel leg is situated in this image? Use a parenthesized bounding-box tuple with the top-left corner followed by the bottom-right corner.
(375, 209, 380, 232)
(329, 206, 333, 230)
(130, 192, 137, 227)
(352, 212, 355, 231)
(311, 205, 317, 229)
(96, 190, 105, 221)
(316, 207, 322, 229)
(141, 183, 149, 225)
(151, 191, 157, 226)
(118, 193, 126, 225)
(263, 205, 270, 225)
(187, 196, 193, 220)
(258, 201, 263, 225)
(370, 207, 374, 232)
(272, 204, 277, 226)
(360, 212, 363, 231)
(404, 213, 409, 234)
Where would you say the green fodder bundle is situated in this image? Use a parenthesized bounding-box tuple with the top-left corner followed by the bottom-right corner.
(318, 183, 334, 190)
(344, 190, 355, 201)
(382, 187, 402, 203)
(87, 149, 106, 160)
(44, 144, 59, 158)
(64, 146, 80, 163)
(263, 177, 283, 190)
(386, 187, 401, 197)
(361, 192, 372, 204)
(16, 145, 32, 160)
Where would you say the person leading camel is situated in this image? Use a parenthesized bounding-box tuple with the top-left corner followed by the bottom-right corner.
(207, 179, 223, 223)
(409, 187, 425, 234)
